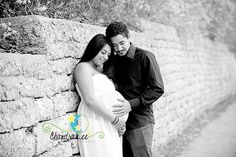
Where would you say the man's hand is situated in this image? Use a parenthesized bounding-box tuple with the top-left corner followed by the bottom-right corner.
(112, 98, 131, 116)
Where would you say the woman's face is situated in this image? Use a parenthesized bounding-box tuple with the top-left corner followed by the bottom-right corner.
(92, 44, 111, 67)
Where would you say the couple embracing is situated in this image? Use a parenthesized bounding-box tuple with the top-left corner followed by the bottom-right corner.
(74, 21, 164, 157)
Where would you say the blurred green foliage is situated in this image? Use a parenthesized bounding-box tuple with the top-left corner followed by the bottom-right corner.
(1, 0, 236, 52)
(0, 0, 143, 31)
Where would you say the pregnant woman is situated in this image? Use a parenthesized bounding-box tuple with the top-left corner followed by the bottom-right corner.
(74, 34, 128, 157)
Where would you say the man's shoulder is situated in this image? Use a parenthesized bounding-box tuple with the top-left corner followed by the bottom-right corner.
(135, 47, 156, 60)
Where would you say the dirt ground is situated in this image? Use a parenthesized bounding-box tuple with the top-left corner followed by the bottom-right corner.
(156, 96, 236, 157)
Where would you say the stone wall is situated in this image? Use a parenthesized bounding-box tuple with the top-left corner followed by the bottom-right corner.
(0, 15, 236, 157)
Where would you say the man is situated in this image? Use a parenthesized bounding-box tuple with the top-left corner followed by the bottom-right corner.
(106, 22, 164, 157)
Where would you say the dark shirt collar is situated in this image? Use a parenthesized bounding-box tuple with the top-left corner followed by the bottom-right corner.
(125, 43, 135, 60)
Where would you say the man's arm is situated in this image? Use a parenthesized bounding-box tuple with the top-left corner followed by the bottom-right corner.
(112, 52, 164, 116)
(129, 52, 164, 110)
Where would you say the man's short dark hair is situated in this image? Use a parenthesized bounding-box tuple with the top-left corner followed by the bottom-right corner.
(106, 21, 129, 39)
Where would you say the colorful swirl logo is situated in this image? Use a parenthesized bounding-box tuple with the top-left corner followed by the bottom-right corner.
(42, 114, 105, 139)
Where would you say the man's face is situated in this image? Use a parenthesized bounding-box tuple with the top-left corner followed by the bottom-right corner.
(110, 34, 130, 56)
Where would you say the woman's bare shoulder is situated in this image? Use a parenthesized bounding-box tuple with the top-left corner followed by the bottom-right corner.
(74, 62, 93, 80)
(75, 62, 91, 72)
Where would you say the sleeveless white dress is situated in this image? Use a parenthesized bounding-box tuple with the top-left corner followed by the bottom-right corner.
(75, 73, 128, 157)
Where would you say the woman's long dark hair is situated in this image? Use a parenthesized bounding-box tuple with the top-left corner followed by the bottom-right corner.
(79, 34, 109, 63)
(77, 34, 115, 78)
(103, 49, 115, 79)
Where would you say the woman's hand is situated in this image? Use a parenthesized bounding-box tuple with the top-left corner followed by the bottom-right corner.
(112, 116, 126, 133)
(118, 125, 126, 136)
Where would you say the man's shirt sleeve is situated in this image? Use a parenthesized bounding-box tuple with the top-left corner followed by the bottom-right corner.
(129, 52, 164, 109)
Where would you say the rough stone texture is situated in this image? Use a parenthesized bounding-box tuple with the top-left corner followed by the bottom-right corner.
(33, 113, 77, 156)
(37, 142, 74, 157)
(0, 15, 236, 156)
(0, 129, 35, 157)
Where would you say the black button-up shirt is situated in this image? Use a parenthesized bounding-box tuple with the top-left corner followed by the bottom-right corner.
(113, 43, 164, 130)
